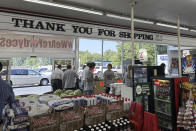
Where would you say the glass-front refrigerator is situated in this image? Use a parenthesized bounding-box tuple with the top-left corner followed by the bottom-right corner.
(132, 66, 163, 112)
(151, 77, 189, 131)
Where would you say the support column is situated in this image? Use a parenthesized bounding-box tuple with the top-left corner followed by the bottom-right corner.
(131, 3, 135, 65)
(75, 37, 79, 69)
(177, 16, 182, 76)
(102, 40, 104, 72)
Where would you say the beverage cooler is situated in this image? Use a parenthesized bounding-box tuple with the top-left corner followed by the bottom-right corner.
(132, 66, 163, 112)
(151, 77, 189, 131)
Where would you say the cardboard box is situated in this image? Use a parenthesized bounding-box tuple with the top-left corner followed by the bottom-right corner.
(105, 101, 124, 121)
(59, 107, 84, 131)
(84, 104, 105, 126)
(30, 112, 59, 131)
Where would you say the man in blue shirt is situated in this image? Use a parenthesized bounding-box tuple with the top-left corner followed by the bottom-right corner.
(0, 62, 15, 125)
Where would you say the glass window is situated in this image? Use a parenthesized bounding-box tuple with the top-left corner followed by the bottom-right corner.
(103, 40, 122, 75)
(12, 69, 28, 75)
(141, 43, 155, 66)
(28, 70, 39, 75)
(79, 38, 102, 66)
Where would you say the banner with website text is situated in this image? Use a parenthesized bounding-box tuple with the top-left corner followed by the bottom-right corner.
(0, 34, 74, 54)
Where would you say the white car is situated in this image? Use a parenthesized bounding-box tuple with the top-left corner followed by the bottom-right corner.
(0, 69, 50, 86)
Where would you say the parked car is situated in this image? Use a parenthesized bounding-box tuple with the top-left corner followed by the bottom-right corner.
(0, 69, 50, 86)
(40, 70, 52, 76)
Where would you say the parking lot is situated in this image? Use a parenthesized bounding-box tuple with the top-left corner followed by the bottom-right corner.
(13, 85, 52, 96)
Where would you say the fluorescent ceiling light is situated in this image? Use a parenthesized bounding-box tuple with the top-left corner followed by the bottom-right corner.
(156, 23, 177, 29)
(106, 14, 130, 21)
(180, 27, 189, 31)
(23, 0, 103, 15)
(134, 18, 154, 24)
(190, 29, 196, 32)
(156, 23, 188, 30)
(106, 13, 153, 24)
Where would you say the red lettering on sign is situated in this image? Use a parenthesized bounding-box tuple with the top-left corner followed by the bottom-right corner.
(68, 41, 72, 48)
(6, 39, 11, 47)
(0, 37, 5, 47)
(62, 111, 81, 121)
(107, 103, 121, 111)
(87, 107, 103, 115)
(12, 39, 18, 47)
(33, 116, 57, 127)
(0, 37, 72, 49)
(43, 41, 47, 48)
(56, 41, 60, 48)
(61, 41, 67, 48)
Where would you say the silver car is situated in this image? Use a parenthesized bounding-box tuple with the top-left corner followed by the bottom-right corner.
(0, 69, 49, 86)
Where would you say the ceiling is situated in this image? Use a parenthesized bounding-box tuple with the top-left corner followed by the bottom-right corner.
(1, 0, 196, 38)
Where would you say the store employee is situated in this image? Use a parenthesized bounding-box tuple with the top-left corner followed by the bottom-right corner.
(0, 62, 15, 125)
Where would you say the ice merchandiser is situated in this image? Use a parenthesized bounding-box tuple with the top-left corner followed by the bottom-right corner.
(151, 77, 189, 131)
(132, 66, 163, 112)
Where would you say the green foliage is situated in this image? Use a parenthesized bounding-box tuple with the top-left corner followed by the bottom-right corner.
(79, 42, 160, 66)
(11, 57, 52, 68)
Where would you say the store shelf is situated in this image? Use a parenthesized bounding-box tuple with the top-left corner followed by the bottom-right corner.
(154, 98, 170, 103)
(155, 110, 172, 116)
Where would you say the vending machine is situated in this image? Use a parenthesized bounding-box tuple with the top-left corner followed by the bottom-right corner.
(151, 77, 189, 131)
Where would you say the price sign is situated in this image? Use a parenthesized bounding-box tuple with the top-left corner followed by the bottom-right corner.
(139, 49, 148, 62)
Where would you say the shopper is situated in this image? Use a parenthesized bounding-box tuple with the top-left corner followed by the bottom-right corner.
(124, 65, 133, 87)
(62, 65, 78, 90)
(104, 64, 114, 94)
(160, 63, 166, 76)
(73, 65, 80, 89)
(51, 64, 63, 91)
(84, 62, 96, 95)
(80, 65, 87, 91)
(0, 62, 15, 126)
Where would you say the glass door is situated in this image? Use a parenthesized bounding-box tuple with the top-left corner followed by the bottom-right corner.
(0, 59, 11, 83)
(153, 79, 173, 130)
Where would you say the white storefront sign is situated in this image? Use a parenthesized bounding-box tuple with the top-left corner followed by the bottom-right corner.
(139, 49, 148, 62)
(0, 12, 162, 42)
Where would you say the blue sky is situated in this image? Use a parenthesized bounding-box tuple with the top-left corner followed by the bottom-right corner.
(79, 38, 120, 53)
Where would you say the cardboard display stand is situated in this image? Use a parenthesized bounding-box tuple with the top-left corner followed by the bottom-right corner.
(30, 112, 59, 131)
(84, 104, 105, 126)
(105, 101, 124, 121)
(59, 107, 84, 131)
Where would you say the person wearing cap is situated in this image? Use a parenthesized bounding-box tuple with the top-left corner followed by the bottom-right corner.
(51, 64, 64, 91)
(0, 62, 15, 126)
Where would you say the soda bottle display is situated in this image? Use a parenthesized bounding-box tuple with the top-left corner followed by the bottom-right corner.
(107, 126, 111, 131)
(96, 127, 100, 131)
